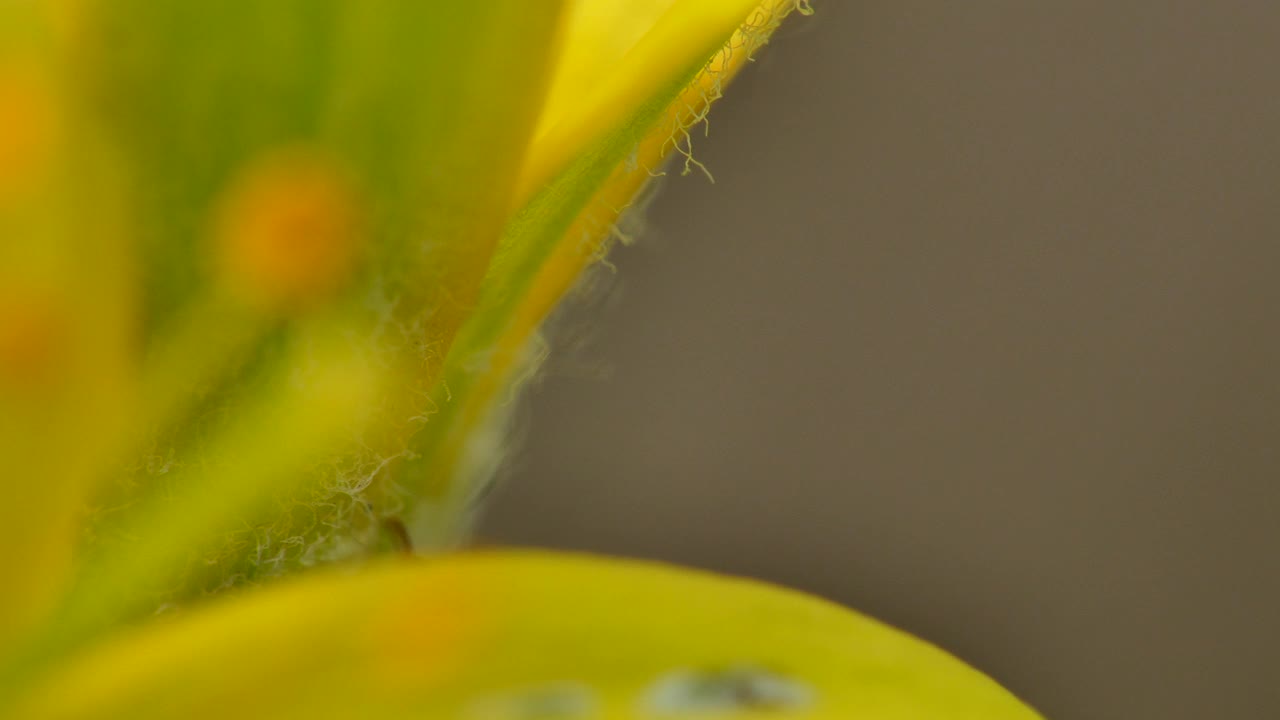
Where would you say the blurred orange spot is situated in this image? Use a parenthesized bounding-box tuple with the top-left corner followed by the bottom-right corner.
(0, 64, 59, 202)
(216, 150, 362, 312)
(363, 562, 489, 691)
(0, 289, 67, 389)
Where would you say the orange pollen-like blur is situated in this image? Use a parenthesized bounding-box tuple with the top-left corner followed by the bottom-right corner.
(360, 566, 487, 693)
(0, 289, 67, 390)
(215, 150, 363, 313)
(0, 64, 59, 203)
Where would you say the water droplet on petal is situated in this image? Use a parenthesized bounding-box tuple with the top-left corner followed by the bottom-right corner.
(467, 682, 597, 719)
(644, 665, 815, 714)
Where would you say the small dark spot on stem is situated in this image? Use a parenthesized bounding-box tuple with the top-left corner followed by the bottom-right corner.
(382, 516, 413, 555)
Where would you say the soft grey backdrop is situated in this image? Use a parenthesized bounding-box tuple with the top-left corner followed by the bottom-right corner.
(481, 3, 1280, 718)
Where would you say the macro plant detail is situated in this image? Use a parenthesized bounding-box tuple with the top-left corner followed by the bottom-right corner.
(0, 1, 1042, 718)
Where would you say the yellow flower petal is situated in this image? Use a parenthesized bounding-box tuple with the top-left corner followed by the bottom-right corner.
(9, 555, 484, 719)
(402, 2, 807, 531)
(12, 552, 1042, 719)
(519, 0, 764, 202)
(491, 0, 809, 399)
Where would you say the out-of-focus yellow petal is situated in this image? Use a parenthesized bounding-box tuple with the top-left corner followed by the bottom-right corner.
(0, 5, 136, 654)
(43, 331, 388, 651)
(11, 552, 1041, 719)
(8, 555, 485, 719)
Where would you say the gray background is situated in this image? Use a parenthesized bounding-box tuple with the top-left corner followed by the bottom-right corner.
(481, 3, 1280, 718)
